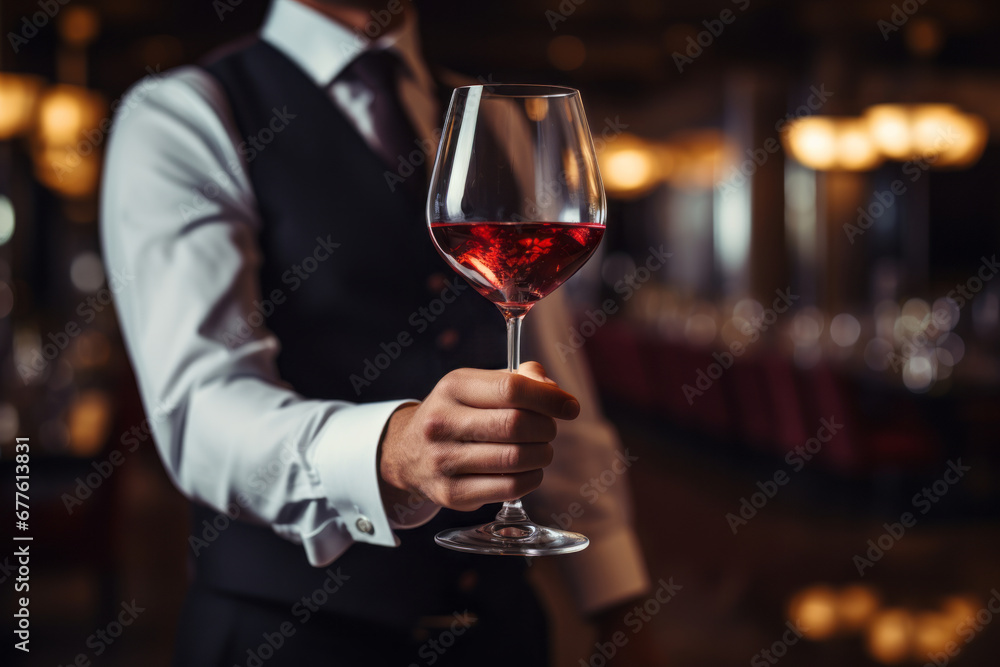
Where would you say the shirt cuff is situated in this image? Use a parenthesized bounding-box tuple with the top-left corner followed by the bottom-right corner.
(560, 526, 651, 614)
(311, 399, 418, 548)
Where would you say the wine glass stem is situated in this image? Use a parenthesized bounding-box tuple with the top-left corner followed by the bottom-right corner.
(505, 310, 523, 373)
(500, 309, 530, 524)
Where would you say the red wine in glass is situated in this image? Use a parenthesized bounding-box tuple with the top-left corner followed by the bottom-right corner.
(429, 221, 605, 309)
(427, 84, 606, 556)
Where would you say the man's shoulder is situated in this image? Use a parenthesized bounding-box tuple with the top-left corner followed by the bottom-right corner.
(113, 65, 230, 132)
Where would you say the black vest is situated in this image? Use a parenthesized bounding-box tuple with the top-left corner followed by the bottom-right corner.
(197, 40, 523, 630)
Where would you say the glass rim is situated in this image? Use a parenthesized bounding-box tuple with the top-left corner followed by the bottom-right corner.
(452, 83, 580, 99)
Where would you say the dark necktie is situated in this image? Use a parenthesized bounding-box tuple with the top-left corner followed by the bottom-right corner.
(339, 49, 427, 194)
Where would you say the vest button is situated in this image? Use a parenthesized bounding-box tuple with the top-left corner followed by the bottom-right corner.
(355, 516, 374, 535)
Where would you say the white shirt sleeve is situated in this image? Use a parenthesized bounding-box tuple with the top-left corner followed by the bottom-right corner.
(100, 66, 439, 568)
(523, 291, 651, 613)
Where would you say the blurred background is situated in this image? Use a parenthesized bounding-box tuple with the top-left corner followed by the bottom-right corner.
(2, 0, 1000, 665)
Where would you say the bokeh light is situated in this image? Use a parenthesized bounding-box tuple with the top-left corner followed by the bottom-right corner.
(789, 585, 839, 640)
(685, 312, 718, 346)
(830, 313, 862, 347)
(69, 252, 105, 292)
(902, 355, 935, 392)
(0, 195, 15, 245)
(931, 297, 960, 332)
(67, 389, 113, 457)
(866, 608, 913, 663)
(838, 585, 880, 631)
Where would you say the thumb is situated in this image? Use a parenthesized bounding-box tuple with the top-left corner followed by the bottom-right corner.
(517, 360, 558, 385)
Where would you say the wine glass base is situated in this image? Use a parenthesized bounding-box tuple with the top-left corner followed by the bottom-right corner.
(434, 520, 589, 556)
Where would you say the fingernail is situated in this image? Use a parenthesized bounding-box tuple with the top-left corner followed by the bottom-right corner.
(561, 400, 580, 419)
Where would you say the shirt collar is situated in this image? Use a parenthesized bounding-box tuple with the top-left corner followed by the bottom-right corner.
(261, 0, 434, 91)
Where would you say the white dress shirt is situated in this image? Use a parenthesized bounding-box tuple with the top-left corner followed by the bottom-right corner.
(100, 0, 648, 613)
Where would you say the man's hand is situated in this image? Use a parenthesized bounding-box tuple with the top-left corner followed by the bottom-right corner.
(378, 361, 580, 512)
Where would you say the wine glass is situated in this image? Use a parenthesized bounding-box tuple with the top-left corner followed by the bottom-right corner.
(426, 84, 606, 555)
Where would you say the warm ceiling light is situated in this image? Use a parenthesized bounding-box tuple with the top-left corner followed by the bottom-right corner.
(836, 119, 882, 171)
(785, 117, 838, 170)
(837, 585, 880, 631)
(36, 85, 104, 145)
(864, 103, 988, 167)
(787, 105, 988, 171)
(788, 585, 839, 639)
(866, 608, 913, 664)
(33, 85, 107, 198)
(927, 108, 988, 168)
(910, 104, 962, 156)
(912, 612, 954, 658)
(599, 134, 659, 197)
(865, 105, 913, 160)
(604, 149, 655, 191)
(0, 73, 44, 140)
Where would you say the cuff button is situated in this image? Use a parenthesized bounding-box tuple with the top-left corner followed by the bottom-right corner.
(355, 516, 375, 535)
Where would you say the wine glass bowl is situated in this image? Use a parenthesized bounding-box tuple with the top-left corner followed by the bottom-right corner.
(426, 84, 606, 556)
